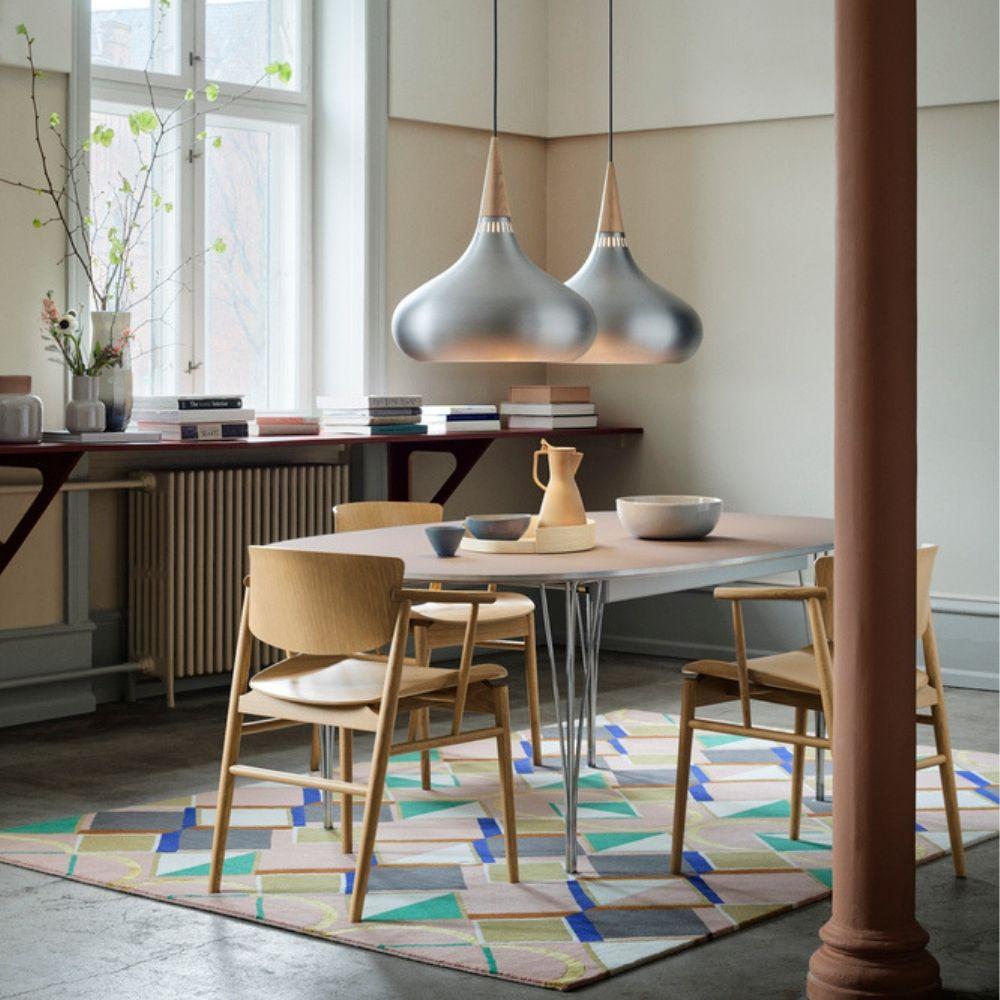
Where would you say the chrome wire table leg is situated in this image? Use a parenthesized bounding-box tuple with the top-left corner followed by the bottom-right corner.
(541, 580, 602, 873)
(320, 725, 335, 829)
(542, 583, 604, 873)
(585, 581, 607, 768)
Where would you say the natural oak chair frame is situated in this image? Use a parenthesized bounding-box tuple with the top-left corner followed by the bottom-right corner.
(209, 547, 519, 922)
(312, 502, 542, 789)
(669, 545, 965, 878)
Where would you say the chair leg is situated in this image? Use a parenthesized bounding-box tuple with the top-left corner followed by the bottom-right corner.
(524, 615, 543, 766)
(669, 676, 697, 875)
(349, 708, 396, 923)
(931, 701, 966, 877)
(493, 683, 519, 883)
(414, 627, 433, 790)
(320, 725, 336, 830)
(419, 709, 432, 790)
(209, 706, 243, 892)
(789, 705, 807, 841)
(340, 727, 354, 855)
(309, 724, 321, 772)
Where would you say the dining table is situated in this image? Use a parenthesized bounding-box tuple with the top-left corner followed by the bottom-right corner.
(272, 509, 835, 871)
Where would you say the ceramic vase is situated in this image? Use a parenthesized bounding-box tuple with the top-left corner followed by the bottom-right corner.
(0, 375, 43, 443)
(90, 310, 133, 431)
(66, 375, 105, 434)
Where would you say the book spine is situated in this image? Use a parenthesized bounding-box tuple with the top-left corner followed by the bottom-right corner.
(177, 423, 249, 439)
(177, 398, 243, 410)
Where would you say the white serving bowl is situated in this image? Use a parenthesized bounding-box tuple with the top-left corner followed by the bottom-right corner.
(616, 495, 723, 540)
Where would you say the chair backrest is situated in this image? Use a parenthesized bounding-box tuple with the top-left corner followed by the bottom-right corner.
(247, 547, 404, 655)
(813, 543, 938, 640)
(335, 501, 444, 533)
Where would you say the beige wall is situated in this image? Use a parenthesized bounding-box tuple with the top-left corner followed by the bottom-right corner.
(545, 102, 999, 599)
(0, 65, 69, 629)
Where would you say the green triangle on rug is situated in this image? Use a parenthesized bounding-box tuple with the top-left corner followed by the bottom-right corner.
(810, 868, 833, 888)
(729, 801, 791, 819)
(6, 815, 81, 834)
(698, 733, 747, 747)
(586, 830, 667, 853)
(158, 852, 256, 878)
(398, 799, 482, 819)
(364, 892, 463, 922)
(758, 833, 831, 853)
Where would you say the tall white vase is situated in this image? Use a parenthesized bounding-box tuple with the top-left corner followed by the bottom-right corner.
(91, 310, 133, 431)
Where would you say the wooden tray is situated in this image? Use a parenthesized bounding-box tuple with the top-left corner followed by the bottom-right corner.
(460, 517, 596, 554)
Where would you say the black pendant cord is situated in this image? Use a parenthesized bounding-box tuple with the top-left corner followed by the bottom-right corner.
(608, 0, 614, 162)
(492, 0, 499, 137)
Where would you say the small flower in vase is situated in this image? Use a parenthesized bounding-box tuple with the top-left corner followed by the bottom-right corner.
(41, 291, 89, 376)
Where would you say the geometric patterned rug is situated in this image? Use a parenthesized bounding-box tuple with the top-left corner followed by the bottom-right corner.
(0, 708, 996, 990)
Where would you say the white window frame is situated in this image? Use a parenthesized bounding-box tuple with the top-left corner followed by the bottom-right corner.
(81, 0, 314, 410)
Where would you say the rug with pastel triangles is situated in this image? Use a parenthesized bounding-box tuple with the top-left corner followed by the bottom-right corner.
(0, 709, 996, 989)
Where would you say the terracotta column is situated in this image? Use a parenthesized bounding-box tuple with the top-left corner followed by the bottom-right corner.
(807, 2, 939, 997)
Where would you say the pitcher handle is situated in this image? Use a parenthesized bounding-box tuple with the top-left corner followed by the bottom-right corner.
(532, 448, 548, 492)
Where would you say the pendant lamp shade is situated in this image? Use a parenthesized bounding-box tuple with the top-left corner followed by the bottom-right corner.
(566, 163, 702, 364)
(565, 0, 702, 365)
(392, 138, 596, 363)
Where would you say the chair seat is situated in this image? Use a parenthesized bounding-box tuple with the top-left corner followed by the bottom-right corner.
(413, 591, 534, 625)
(684, 646, 932, 696)
(250, 654, 507, 706)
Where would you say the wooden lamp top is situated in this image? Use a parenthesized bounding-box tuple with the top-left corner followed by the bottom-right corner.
(597, 162, 625, 234)
(479, 136, 511, 218)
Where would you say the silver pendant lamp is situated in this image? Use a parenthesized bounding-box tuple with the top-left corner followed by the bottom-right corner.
(565, 0, 702, 364)
(391, 0, 596, 363)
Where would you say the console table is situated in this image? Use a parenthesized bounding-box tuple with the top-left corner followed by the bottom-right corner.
(0, 426, 641, 576)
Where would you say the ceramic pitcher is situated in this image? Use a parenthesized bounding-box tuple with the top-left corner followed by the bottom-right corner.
(533, 439, 587, 527)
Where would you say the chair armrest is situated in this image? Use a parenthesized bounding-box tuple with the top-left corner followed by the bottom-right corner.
(400, 588, 498, 605)
(713, 586, 828, 602)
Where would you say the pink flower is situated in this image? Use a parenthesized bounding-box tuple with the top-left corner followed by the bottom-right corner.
(40, 294, 59, 325)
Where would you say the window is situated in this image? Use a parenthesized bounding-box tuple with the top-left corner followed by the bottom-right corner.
(89, 0, 311, 411)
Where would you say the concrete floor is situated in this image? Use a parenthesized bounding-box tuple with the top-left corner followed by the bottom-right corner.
(0, 652, 996, 999)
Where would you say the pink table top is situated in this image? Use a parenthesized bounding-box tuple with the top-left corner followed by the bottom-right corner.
(272, 510, 834, 586)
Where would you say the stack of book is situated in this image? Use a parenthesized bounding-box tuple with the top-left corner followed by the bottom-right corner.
(132, 395, 253, 440)
(254, 414, 320, 437)
(499, 385, 597, 429)
(317, 394, 427, 435)
(422, 404, 500, 433)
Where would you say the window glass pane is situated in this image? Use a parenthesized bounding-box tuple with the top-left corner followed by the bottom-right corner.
(203, 115, 301, 410)
(92, 0, 181, 76)
(89, 103, 182, 397)
(204, 0, 301, 91)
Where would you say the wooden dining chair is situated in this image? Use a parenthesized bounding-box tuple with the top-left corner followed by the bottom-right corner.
(327, 501, 543, 789)
(669, 544, 965, 877)
(209, 547, 519, 922)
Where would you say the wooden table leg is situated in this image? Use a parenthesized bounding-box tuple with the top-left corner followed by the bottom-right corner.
(385, 438, 494, 504)
(0, 450, 84, 576)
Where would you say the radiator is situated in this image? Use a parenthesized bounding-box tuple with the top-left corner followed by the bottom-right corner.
(128, 464, 348, 705)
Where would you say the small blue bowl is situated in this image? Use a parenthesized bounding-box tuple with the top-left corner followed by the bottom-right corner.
(464, 514, 532, 541)
(425, 524, 465, 557)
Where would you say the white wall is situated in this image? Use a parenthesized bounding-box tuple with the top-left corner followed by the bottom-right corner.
(388, 0, 999, 137)
(389, 0, 549, 136)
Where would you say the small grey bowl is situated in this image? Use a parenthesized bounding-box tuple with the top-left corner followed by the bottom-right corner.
(424, 524, 466, 557)
(616, 495, 723, 540)
(464, 514, 532, 541)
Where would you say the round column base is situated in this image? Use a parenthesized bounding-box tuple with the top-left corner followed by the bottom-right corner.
(808, 921, 941, 999)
